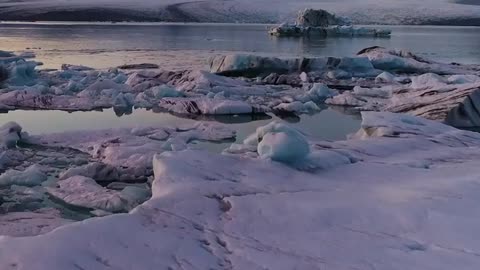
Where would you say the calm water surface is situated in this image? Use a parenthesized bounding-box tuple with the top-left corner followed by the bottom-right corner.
(0, 108, 361, 150)
(0, 23, 478, 69)
(0, 23, 478, 144)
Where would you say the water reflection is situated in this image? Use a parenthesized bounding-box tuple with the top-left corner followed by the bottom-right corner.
(0, 107, 361, 142)
(165, 112, 273, 124)
(113, 106, 133, 117)
(0, 24, 478, 71)
(272, 110, 302, 123)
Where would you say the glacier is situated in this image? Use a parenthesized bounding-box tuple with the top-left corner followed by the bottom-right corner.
(0, 0, 479, 25)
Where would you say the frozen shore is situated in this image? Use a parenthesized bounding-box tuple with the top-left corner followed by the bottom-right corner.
(1, 45, 480, 269)
(1, 45, 480, 124)
(1, 112, 480, 269)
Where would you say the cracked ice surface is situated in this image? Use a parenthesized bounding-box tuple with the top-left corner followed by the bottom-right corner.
(0, 120, 235, 237)
(32, 122, 236, 178)
(1, 112, 480, 269)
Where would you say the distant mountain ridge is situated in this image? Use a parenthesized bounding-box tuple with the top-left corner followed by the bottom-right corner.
(0, 0, 479, 25)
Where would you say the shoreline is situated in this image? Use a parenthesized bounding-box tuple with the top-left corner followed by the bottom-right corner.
(0, 21, 479, 28)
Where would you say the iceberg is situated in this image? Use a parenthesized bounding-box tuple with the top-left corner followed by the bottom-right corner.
(0, 121, 23, 149)
(327, 73, 480, 128)
(295, 8, 348, 27)
(0, 165, 47, 187)
(209, 54, 381, 78)
(358, 46, 480, 75)
(59, 162, 120, 183)
(305, 83, 337, 101)
(77, 78, 132, 98)
(6, 60, 38, 86)
(375, 71, 396, 83)
(273, 101, 320, 114)
(112, 93, 135, 115)
(257, 124, 310, 163)
(157, 97, 267, 115)
(410, 73, 447, 89)
(209, 54, 293, 77)
(269, 9, 391, 38)
(150, 85, 184, 98)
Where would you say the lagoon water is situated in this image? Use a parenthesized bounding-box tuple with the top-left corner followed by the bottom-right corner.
(0, 23, 478, 143)
(0, 23, 478, 69)
(0, 108, 362, 145)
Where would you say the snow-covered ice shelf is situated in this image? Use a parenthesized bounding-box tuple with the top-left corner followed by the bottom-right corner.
(1, 112, 480, 269)
(1, 45, 480, 126)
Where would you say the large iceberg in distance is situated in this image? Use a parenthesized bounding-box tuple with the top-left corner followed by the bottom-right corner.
(269, 9, 391, 37)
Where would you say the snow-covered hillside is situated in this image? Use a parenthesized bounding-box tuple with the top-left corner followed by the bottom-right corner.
(0, 0, 479, 25)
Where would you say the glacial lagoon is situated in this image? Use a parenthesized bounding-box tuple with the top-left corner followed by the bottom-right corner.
(0, 23, 478, 140)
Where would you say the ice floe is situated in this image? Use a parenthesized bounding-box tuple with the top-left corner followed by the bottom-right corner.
(0, 165, 47, 187)
(327, 73, 480, 127)
(0, 47, 478, 121)
(209, 53, 381, 78)
(255, 122, 311, 163)
(31, 122, 236, 180)
(358, 46, 480, 75)
(47, 176, 150, 213)
(58, 162, 120, 183)
(0, 121, 23, 149)
(157, 97, 267, 116)
(0, 119, 239, 235)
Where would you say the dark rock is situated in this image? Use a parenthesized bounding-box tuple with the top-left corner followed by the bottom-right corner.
(118, 63, 160, 70)
(0, 65, 9, 85)
(296, 9, 346, 27)
(262, 73, 279, 84)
